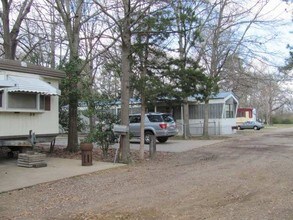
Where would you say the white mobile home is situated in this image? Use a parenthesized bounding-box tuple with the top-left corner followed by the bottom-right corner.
(147, 92, 238, 135)
(0, 59, 65, 150)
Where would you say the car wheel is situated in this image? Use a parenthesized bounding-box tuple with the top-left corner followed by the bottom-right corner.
(157, 137, 168, 143)
(237, 126, 241, 130)
(144, 131, 154, 144)
(253, 126, 258, 130)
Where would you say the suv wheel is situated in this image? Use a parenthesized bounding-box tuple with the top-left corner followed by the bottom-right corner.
(157, 137, 168, 143)
(144, 131, 154, 144)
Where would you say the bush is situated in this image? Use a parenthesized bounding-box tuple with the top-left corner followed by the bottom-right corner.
(91, 112, 119, 158)
(272, 115, 293, 124)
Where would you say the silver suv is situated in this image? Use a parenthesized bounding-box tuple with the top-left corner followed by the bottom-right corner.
(129, 112, 178, 144)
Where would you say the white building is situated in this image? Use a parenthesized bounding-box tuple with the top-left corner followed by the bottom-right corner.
(152, 92, 239, 135)
(0, 59, 65, 149)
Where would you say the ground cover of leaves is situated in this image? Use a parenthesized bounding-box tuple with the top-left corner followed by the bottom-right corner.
(0, 128, 293, 220)
(36, 144, 175, 163)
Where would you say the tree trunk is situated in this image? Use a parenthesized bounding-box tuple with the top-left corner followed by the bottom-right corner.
(203, 99, 209, 137)
(88, 100, 96, 134)
(1, 0, 33, 60)
(139, 96, 146, 160)
(120, 0, 131, 163)
(65, 55, 80, 152)
(50, 6, 56, 68)
(183, 99, 191, 139)
(54, 0, 83, 152)
(66, 71, 79, 152)
(138, 23, 150, 160)
(174, 0, 191, 139)
(1, 0, 12, 59)
(267, 96, 272, 125)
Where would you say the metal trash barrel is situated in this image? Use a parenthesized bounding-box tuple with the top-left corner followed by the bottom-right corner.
(80, 143, 93, 166)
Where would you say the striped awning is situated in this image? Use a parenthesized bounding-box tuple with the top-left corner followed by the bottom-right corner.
(5, 75, 61, 96)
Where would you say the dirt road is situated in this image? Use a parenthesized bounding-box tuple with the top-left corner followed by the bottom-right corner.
(0, 128, 293, 219)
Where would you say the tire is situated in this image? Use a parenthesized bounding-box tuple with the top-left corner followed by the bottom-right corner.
(253, 126, 258, 130)
(144, 131, 154, 144)
(157, 137, 168, 143)
(237, 126, 241, 130)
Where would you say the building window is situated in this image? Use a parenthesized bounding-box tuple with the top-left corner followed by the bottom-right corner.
(189, 105, 204, 119)
(209, 104, 223, 119)
(45, 96, 51, 111)
(225, 104, 234, 118)
(189, 103, 223, 119)
(8, 92, 37, 109)
(6, 93, 52, 111)
(40, 95, 51, 111)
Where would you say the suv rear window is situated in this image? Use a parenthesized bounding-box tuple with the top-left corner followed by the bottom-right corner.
(162, 114, 175, 123)
(147, 115, 163, 122)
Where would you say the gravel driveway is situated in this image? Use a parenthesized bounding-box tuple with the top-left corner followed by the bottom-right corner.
(0, 127, 293, 219)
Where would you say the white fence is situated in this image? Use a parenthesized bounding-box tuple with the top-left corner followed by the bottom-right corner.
(176, 119, 236, 136)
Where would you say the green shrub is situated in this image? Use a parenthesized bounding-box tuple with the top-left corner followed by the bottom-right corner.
(272, 115, 293, 124)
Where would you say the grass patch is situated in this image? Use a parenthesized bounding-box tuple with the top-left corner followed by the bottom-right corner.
(265, 124, 293, 129)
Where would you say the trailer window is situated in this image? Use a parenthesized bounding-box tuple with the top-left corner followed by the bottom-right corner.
(3, 92, 52, 112)
(8, 92, 37, 109)
(40, 95, 51, 111)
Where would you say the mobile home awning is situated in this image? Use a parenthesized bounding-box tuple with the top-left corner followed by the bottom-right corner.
(5, 75, 61, 96)
(0, 80, 14, 88)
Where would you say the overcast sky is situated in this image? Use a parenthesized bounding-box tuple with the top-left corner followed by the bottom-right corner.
(260, 0, 292, 66)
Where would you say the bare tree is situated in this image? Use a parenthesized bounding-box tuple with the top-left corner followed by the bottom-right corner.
(195, 0, 271, 136)
(246, 67, 291, 125)
(0, 0, 33, 59)
(18, 2, 57, 66)
(94, 0, 157, 163)
(56, 0, 84, 152)
(223, 56, 292, 124)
